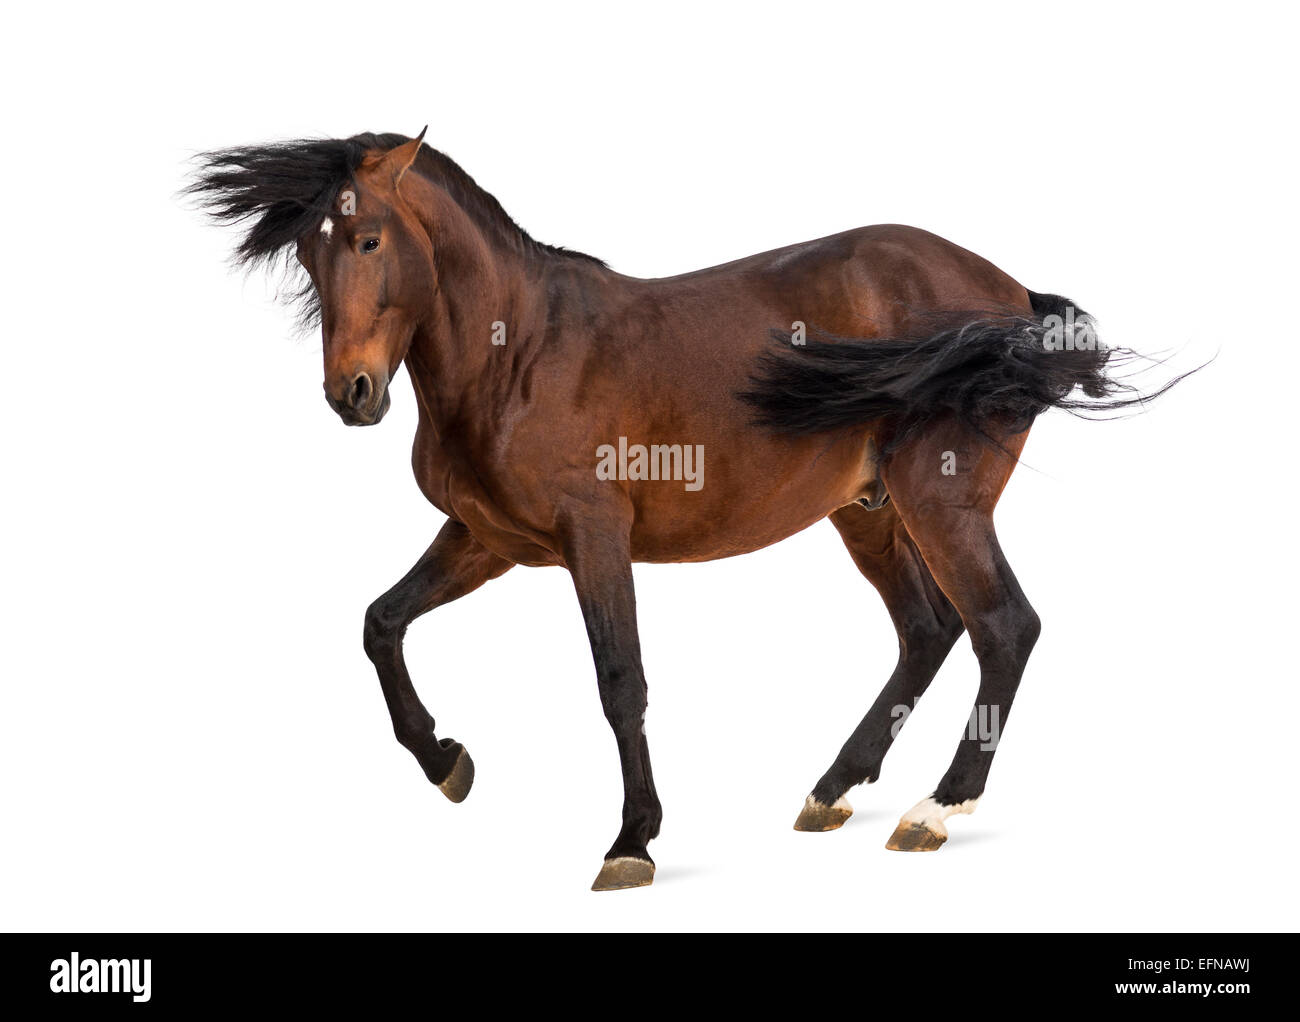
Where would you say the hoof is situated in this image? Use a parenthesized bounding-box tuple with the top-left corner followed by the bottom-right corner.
(885, 795, 978, 851)
(793, 794, 854, 832)
(885, 822, 947, 852)
(591, 856, 655, 892)
(435, 744, 474, 804)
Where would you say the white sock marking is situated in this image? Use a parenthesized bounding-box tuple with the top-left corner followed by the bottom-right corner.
(899, 795, 979, 838)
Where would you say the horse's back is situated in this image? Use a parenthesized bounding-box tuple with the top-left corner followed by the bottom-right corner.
(638, 224, 1031, 342)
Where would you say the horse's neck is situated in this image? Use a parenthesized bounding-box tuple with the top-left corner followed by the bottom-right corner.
(402, 180, 625, 439)
(402, 219, 553, 434)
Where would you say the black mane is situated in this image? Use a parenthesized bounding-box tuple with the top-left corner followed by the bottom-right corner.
(187, 132, 603, 327)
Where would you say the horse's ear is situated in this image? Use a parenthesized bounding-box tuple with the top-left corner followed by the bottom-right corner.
(384, 126, 428, 187)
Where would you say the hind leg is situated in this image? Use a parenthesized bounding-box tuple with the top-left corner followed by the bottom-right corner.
(794, 501, 964, 831)
(878, 420, 1039, 850)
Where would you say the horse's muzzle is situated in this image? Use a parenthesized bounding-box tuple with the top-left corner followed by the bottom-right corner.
(326, 371, 391, 426)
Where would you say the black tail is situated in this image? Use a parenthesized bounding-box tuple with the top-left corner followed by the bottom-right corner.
(738, 293, 1192, 451)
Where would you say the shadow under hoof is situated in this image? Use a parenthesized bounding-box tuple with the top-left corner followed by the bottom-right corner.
(434, 744, 474, 804)
(591, 856, 655, 892)
(793, 795, 853, 832)
(885, 822, 946, 852)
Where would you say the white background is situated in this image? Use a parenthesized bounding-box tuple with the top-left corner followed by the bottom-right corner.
(2, 3, 1296, 932)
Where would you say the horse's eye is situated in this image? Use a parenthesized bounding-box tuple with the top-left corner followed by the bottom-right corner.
(361, 238, 380, 253)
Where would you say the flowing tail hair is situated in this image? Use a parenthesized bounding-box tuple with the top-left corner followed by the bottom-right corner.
(738, 292, 1197, 452)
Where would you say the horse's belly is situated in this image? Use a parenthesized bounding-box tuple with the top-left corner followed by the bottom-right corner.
(630, 502, 847, 563)
(627, 430, 878, 563)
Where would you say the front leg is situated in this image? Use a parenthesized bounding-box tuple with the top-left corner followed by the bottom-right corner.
(563, 513, 662, 891)
(364, 519, 514, 800)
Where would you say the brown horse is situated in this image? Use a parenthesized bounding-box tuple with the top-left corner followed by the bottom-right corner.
(191, 129, 1176, 890)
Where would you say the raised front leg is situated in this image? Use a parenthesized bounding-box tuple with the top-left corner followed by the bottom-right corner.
(563, 517, 662, 891)
(363, 519, 514, 801)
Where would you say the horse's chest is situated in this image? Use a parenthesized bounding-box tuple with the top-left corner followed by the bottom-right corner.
(411, 438, 559, 567)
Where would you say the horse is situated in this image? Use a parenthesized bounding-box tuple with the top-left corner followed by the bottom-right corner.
(189, 129, 1182, 891)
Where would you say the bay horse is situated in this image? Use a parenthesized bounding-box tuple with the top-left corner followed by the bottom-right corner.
(190, 129, 1178, 890)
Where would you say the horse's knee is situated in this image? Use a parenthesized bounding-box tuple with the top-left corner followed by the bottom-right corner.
(970, 598, 1040, 663)
(1020, 605, 1042, 651)
(1008, 602, 1041, 657)
(362, 597, 403, 662)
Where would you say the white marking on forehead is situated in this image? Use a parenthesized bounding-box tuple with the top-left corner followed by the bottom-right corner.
(320, 217, 334, 238)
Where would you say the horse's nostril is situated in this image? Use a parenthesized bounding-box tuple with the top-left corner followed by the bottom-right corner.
(349, 372, 372, 410)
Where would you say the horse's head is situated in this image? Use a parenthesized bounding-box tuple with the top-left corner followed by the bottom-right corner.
(296, 130, 433, 426)
(190, 129, 436, 427)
